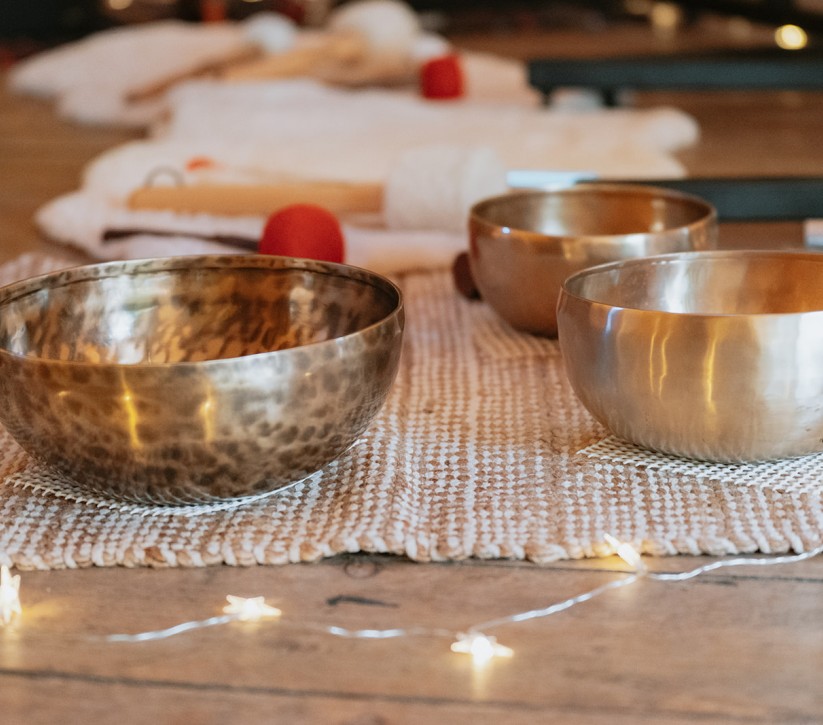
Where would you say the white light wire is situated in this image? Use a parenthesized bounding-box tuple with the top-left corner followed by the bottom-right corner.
(107, 614, 235, 642)
(321, 625, 453, 639)
(469, 573, 641, 633)
(648, 542, 823, 582)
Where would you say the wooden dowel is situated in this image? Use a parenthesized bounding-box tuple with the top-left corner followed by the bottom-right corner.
(221, 33, 367, 82)
(127, 181, 384, 216)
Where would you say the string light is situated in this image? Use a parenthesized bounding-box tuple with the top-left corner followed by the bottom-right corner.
(649, 546, 823, 582)
(604, 533, 647, 573)
(107, 595, 281, 642)
(98, 535, 650, 651)
(56, 539, 823, 656)
(775, 24, 808, 50)
(0, 565, 22, 626)
(222, 595, 281, 621)
(450, 633, 514, 665)
(650, 2, 683, 34)
(2, 534, 820, 662)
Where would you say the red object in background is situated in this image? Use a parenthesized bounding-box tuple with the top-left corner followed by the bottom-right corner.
(200, 0, 227, 22)
(420, 54, 465, 100)
(185, 156, 217, 171)
(0, 46, 16, 71)
(259, 204, 345, 263)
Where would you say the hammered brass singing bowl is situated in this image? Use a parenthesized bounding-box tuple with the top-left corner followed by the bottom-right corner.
(0, 255, 404, 504)
(468, 184, 717, 336)
(558, 250, 823, 463)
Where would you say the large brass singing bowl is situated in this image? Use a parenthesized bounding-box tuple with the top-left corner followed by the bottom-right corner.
(0, 255, 404, 504)
(468, 184, 717, 336)
(557, 250, 823, 463)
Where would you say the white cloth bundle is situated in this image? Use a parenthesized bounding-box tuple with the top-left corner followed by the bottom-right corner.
(33, 75, 700, 274)
(8, 19, 271, 127)
(7, 4, 537, 128)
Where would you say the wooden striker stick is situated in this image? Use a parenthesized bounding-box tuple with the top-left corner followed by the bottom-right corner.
(221, 33, 367, 82)
(127, 181, 385, 216)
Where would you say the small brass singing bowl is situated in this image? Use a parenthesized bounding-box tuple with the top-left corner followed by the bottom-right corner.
(468, 184, 717, 336)
(557, 250, 823, 463)
(0, 255, 404, 504)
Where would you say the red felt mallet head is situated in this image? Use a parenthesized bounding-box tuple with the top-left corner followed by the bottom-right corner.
(420, 53, 464, 100)
(258, 203, 346, 264)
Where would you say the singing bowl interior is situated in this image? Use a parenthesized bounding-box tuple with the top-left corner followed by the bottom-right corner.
(469, 184, 717, 336)
(0, 256, 404, 504)
(557, 250, 823, 462)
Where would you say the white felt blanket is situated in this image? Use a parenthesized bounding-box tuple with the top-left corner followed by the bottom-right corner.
(8, 20, 260, 128)
(14, 15, 700, 275)
(7, 13, 539, 128)
(35, 77, 699, 275)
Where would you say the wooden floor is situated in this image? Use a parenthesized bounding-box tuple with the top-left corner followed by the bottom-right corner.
(2, 20, 823, 724)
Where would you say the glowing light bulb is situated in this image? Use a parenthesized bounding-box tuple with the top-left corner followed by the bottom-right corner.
(223, 595, 281, 622)
(0, 566, 21, 626)
(451, 633, 513, 665)
(775, 25, 808, 50)
(650, 2, 682, 32)
(605, 534, 646, 572)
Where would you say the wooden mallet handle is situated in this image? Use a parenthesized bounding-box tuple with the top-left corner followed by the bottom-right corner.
(221, 33, 366, 82)
(127, 181, 384, 217)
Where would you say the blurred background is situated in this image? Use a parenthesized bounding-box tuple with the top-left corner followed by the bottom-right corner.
(3, 1, 823, 54)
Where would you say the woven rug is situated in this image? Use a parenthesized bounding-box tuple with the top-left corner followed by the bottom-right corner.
(1, 253, 822, 570)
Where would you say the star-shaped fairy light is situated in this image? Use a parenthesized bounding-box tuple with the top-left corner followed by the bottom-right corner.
(0, 565, 22, 626)
(450, 632, 514, 665)
(222, 595, 281, 622)
(604, 533, 646, 573)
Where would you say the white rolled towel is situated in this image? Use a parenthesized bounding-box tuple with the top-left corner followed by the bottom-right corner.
(383, 144, 508, 232)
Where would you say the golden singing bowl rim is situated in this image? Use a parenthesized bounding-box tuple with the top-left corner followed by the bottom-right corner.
(469, 183, 718, 244)
(560, 248, 823, 315)
(0, 254, 404, 369)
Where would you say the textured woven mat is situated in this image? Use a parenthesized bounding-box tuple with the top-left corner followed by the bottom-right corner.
(1, 253, 822, 570)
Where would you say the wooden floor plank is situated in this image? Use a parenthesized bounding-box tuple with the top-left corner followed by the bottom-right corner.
(2, 560, 821, 722)
(3, 675, 727, 725)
